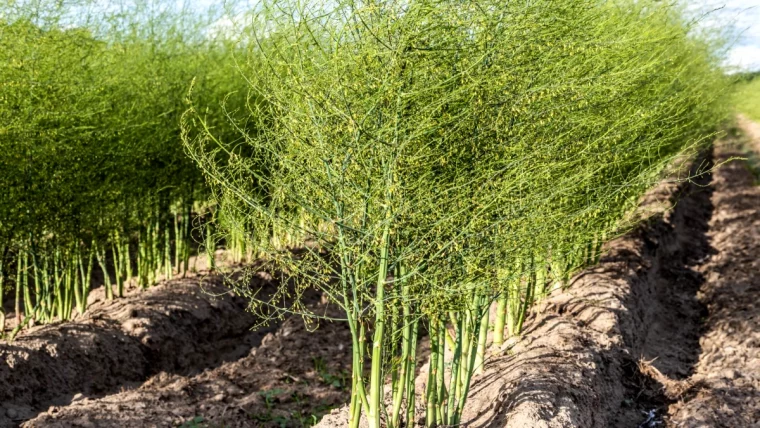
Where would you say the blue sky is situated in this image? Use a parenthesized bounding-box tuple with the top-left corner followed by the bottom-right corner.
(690, 0, 760, 71)
(199, 0, 760, 72)
(57, 0, 760, 72)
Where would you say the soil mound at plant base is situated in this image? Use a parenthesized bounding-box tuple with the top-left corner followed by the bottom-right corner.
(21, 303, 352, 428)
(0, 322, 147, 426)
(0, 272, 268, 427)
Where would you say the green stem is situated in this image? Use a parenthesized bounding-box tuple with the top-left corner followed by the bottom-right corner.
(425, 319, 438, 428)
(447, 314, 463, 425)
(73, 251, 83, 315)
(95, 246, 113, 301)
(368, 219, 391, 428)
(390, 265, 410, 428)
(436, 319, 446, 424)
(0, 250, 5, 335)
(22, 251, 33, 326)
(406, 314, 418, 428)
(493, 290, 507, 349)
(112, 234, 123, 298)
(15, 252, 22, 326)
(474, 297, 490, 375)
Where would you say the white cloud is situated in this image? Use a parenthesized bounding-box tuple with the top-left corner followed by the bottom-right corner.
(690, 0, 760, 71)
(726, 44, 760, 70)
(207, 12, 250, 40)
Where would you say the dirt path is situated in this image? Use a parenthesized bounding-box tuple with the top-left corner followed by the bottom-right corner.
(665, 121, 760, 427)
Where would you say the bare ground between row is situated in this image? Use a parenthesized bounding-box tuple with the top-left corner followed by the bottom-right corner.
(0, 267, 281, 427)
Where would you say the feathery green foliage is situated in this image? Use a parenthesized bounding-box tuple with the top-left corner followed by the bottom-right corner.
(184, 1, 731, 426)
(0, 0, 734, 425)
(0, 1, 248, 335)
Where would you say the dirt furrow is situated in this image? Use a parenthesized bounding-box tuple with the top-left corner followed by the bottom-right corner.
(0, 272, 272, 427)
(22, 301, 352, 428)
(665, 121, 760, 427)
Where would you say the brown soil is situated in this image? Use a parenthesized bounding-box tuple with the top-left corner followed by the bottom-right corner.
(665, 120, 760, 427)
(6, 120, 760, 428)
(22, 302, 352, 428)
(0, 270, 276, 427)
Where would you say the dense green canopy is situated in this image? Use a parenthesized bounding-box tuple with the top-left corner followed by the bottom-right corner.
(0, 1, 248, 332)
(184, 1, 731, 427)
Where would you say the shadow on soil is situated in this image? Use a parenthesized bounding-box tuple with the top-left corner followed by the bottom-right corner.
(613, 155, 715, 427)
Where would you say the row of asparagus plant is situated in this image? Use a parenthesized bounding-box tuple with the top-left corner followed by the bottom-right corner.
(185, 1, 731, 427)
(0, 1, 258, 337)
(0, 204, 198, 339)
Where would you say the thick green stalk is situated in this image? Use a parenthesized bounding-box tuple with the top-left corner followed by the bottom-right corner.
(452, 305, 482, 426)
(459, 306, 473, 390)
(205, 221, 216, 272)
(346, 304, 369, 428)
(337, 223, 368, 428)
(536, 257, 547, 299)
(73, 252, 83, 315)
(515, 267, 535, 336)
(349, 375, 362, 428)
(22, 252, 33, 326)
(35, 254, 47, 322)
(406, 314, 418, 428)
(447, 314, 463, 424)
(138, 234, 148, 288)
(123, 240, 132, 287)
(78, 249, 93, 312)
(516, 296, 531, 335)
(153, 216, 160, 283)
(436, 320, 446, 424)
(174, 205, 181, 271)
(112, 238, 123, 298)
(54, 249, 63, 319)
(183, 205, 191, 276)
(34, 253, 44, 322)
(63, 261, 73, 320)
(390, 264, 411, 428)
(507, 259, 524, 337)
(368, 219, 391, 428)
(390, 297, 400, 422)
(15, 254, 22, 326)
(474, 298, 490, 375)
(0, 251, 5, 335)
(164, 225, 172, 280)
(493, 291, 507, 348)
(95, 247, 113, 300)
(425, 321, 438, 428)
